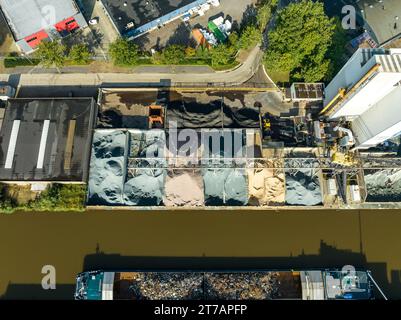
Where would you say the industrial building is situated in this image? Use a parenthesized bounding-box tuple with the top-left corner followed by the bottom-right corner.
(356, 0, 401, 46)
(99, 0, 218, 39)
(322, 48, 401, 149)
(0, 98, 97, 182)
(0, 0, 88, 53)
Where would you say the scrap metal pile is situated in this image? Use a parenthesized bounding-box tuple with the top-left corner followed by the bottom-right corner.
(124, 272, 281, 300)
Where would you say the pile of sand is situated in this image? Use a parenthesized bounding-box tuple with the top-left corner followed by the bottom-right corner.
(88, 130, 127, 205)
(248, 167, 285, 206)
(164, 170, 204, 207)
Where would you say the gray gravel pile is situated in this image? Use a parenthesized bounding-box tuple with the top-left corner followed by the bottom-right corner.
(88, 130, 127, 205)
(285, 168, 322, 206)
(365, 169, 401, 202)
(129, 129, 166, 158)
(283, 155, 322, 206)
(128, 273, 204, 300)
(203, 167, 248, 206)
(124, 169, 165, 206)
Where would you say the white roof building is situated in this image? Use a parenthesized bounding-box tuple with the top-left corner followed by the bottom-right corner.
(323, 48, 401, 149)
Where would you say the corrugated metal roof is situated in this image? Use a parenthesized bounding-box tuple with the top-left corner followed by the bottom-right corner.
(376, 54, 401, 73)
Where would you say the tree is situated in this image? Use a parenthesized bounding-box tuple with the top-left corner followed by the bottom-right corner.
(210, 44, 235, 67)
(264, 0, 336, 82)
(35, 41, 66, 70)
(256, 2, 272, 32)
(239, 25, 262, 49)
(69, 44, 91, 64)
(109, 38, 140, 66)
(162, 45, 186, 64)
(326, 17, 349, 80)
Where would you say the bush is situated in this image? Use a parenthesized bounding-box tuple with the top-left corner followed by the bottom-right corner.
(109, 38, 140, 66)
(210, 44, 236, 67)
(161, 45, 186, 64)
(239, 25, 262, 49)
(28, 184, 87, 212)
(68, 44, 91, 65)
(0, 183, 87, 213)
(3, 56, 40, 68)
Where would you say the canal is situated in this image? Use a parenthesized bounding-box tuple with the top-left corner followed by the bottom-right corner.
(0, 209, 400, 299)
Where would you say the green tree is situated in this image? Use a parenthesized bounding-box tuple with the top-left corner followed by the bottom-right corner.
(264, 0, 336, 82)
(326, 17, 349, 80)
(35, 40, 66, 70)
(210, 44, 235, 67)
(162, 45, 186, 64)
(256, 2, 272, 32)
(109, 38, 140, 66)
(69, 44, 91, 64)
(239, 25, 262, 49)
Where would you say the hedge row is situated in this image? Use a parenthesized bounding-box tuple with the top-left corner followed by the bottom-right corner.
(3, 57, 40, 68)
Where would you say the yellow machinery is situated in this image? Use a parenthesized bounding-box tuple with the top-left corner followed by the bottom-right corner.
(331, 149, 357, 167)
(320, 63, 381, 117)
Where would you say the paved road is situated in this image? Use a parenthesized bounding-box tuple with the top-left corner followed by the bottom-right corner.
(0, 46, 264, 87)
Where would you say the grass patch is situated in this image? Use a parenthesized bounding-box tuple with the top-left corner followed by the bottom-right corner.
(0, 183, 87, 213)
(264, 67, 290, 85)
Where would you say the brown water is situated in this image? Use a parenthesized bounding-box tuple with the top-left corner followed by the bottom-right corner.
(0, 209, 400, 299)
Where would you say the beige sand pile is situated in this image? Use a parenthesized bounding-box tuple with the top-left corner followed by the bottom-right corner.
(164, 170, 205, 207)
(247, 168, 285, 206)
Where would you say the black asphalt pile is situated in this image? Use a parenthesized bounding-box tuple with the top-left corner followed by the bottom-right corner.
(88, 130, 127, 205)
(365, 169, 401, 202)
(204, 273, 280, 300)
(129, 273, 204, 300)
(166, 100, 259, 128)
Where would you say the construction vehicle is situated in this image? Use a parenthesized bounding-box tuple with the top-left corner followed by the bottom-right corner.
(148, 105, 164, 129)
(262, 116, 272, 138)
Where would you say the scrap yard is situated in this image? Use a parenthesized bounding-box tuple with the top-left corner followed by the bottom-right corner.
(1, 0, 401, 306)
(74, 83, 401, 210)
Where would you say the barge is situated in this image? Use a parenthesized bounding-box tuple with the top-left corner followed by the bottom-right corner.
(75, 269, 374, 300)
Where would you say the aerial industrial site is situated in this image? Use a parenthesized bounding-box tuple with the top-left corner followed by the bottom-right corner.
(0, 0, 401, 308)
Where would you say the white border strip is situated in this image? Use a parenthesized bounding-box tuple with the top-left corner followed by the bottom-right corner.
(37, 120, 50, 169)
(5, 120, 21, 169)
